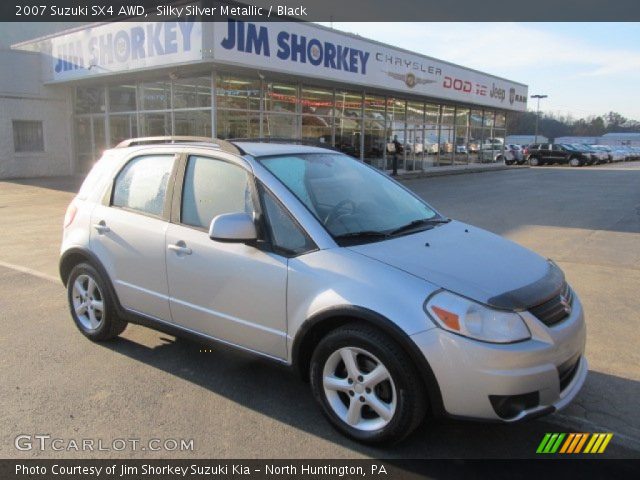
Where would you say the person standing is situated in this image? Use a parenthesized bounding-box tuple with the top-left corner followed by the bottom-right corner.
(391, 135, 403, 176)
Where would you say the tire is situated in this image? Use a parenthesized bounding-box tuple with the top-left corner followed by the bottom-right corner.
(528, 156, 540, 166)
(310, 323, 427, 444)
(569, 157, 581, 167)
(67, 263, 127, 341)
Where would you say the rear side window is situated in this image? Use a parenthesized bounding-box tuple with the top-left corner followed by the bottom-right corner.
(181, 155, 254, 229)
(112, 155, 175, 216)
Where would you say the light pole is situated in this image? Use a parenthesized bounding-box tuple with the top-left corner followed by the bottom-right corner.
(531, 94, 548, 144)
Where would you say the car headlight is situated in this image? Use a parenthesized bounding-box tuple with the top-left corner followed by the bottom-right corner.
(424, 290, 531, 344)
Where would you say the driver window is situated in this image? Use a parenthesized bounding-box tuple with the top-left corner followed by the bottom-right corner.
(181, 155, 254, 229)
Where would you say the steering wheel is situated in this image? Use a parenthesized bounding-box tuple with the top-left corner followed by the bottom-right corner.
(324, 199, 357, 226)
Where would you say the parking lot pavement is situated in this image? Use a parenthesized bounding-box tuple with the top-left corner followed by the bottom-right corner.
(1, 164, 639, 459)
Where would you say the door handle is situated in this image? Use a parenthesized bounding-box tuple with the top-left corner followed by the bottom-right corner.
(93, 222, 110, 234)
(168, 242, 192, 256)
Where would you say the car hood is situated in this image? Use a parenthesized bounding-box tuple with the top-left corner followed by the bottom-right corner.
(347, 220, 564, 310)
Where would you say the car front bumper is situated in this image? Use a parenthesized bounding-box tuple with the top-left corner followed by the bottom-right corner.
(411, 294, 587, 421)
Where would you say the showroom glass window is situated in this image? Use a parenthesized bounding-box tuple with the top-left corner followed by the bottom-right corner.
(406, 101, 425, 170)
(440, 106, 455, 165)
(424, 104, 440, 167)
(173, 76, 213, 137)
(216, 73, 262, 139)
(363, 95, 386, 169)
(469, 110, 484, 164)
(264, 80, 298, 138)
(455, 107, 470, 165)
(387, 99, 406, 170)
(301, 85, 334, 146)
(334, 91, 363, 159)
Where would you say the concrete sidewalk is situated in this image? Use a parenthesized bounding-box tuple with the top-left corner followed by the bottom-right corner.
(389, 163, 528, 180)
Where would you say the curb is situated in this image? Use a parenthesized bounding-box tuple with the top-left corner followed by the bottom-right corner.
(394, 165, 529, 180)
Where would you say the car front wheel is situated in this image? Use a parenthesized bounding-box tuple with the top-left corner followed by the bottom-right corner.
(67, 263, 127, 341)
(569, 157, 581, 167)
(310, 324, 427, 444)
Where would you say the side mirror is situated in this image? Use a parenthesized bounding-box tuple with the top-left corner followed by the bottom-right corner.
(209, 212, 257, 243)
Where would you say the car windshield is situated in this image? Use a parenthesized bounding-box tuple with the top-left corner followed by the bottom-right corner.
(260, 153, 441, 243)
(562, 144, 577, 151)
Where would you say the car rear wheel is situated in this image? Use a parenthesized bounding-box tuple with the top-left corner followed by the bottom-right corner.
(569, 157, 581, 167)
(67, 263, 127, 341)
(310, 324, 427, 444)
(529, 156, 540, 166)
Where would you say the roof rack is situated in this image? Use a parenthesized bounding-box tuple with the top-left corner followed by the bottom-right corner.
(229, 137, 338, 152)
(114, 136, 242, 155)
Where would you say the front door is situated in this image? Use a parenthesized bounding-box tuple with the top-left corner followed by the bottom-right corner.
(165, 154, 288, 359)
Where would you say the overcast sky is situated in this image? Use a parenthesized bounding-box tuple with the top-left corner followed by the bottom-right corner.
(320, 22, 640, 120)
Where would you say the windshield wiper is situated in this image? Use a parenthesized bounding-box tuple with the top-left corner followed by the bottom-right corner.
(334, 230, 390, 240)
(388, 217, 451, 237)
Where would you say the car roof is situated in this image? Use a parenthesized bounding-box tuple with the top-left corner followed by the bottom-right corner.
(232, 141, 337, 157)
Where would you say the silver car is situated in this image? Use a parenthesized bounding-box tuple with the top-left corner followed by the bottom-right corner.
(60, 137, 587, 444)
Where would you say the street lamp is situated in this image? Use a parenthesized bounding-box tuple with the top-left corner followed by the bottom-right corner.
(531, 94, 548, 144)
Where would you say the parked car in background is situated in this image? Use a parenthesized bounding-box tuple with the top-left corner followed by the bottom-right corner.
(569, 144, 598, 165)
(610, 147, 626, 162)
(525, 144, 590, 167)
(584, 145, 608, 164)
(589, 145, 613, 163)
(478, 145, 513, 163)
(506, 144, 524, 164)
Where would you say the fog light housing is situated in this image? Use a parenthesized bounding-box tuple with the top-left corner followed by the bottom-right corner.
(489, 392, 539, 419)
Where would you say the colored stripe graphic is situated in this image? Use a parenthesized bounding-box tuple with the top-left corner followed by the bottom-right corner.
(536, 433, 552, 453)
(536, 433, 565, 453)
(538, 433, 613, 454)
(574, 433, 589, 453)
(559, 433, 575, 453)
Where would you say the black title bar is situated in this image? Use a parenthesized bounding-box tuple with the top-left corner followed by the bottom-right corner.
(3, 0, 640, 22)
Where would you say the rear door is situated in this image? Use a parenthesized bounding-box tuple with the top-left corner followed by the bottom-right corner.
(165, 153, 289, 359)
(90, 152, 178, 322)
(550, 144, 566, 164)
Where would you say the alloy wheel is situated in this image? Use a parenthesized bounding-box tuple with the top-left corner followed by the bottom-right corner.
(322, 347, 397, 431)
(72, 274, 105, 330)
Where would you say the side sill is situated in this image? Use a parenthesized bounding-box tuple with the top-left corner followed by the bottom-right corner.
(123, 307, 291, 366)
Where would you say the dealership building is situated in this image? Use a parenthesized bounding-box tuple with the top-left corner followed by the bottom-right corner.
(2, 12, 528, 179)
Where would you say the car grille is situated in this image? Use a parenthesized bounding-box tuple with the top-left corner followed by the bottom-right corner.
(529, 282, 573, 327)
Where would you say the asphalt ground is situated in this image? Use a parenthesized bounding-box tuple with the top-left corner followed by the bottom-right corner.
(1, 162, 639, 460)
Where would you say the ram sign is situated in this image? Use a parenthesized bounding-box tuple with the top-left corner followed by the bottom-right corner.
(213, 20, 528, 111)
(50, 21, 203, 80)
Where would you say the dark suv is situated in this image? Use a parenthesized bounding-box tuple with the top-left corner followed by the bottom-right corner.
(525, 144, 591, 167)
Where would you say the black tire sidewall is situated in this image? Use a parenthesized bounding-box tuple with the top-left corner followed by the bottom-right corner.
(310, 326, 424, 443)
(67, 263, 119, 341)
